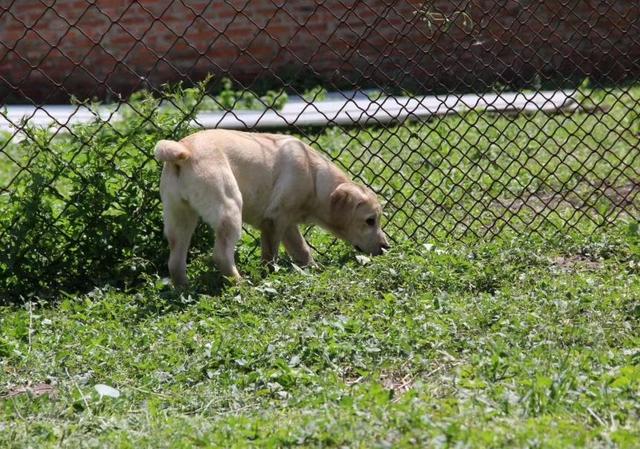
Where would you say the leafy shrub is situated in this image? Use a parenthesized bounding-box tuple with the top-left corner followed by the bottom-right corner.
(0, 82, 209, 301)
(302, 86, 328, 103)
(172, 77, 288, 113)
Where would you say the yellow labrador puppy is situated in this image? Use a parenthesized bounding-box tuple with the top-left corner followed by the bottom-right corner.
(155, 129, 389, 285)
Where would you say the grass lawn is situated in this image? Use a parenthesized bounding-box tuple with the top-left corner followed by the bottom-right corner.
(1, 226, 640, 448)
(1, 84, 640, 447)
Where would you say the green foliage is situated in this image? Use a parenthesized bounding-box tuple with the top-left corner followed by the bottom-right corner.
(627, 108, 640, 136)
(172, 77, 289, 113)
(576, 77, 610, 111)
(0, 84, 638, 300)
(302, 86, 328, 102)
(1, 227, 639, 447)
(0, 82, 207, 300)
(0, 81, 639, 445)
(366, 89, 385, 101)
(577, 77, 594, 109)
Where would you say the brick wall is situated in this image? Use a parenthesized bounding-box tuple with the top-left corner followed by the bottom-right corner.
(1, 0, 639, 103)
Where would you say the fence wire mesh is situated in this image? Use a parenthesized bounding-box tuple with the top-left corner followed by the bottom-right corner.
(0, 0, 639, 298)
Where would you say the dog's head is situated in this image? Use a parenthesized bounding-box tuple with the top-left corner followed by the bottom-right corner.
(329, 182, 389, 256)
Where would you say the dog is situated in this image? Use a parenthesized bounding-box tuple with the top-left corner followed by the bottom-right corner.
(154, 129, 389, 285)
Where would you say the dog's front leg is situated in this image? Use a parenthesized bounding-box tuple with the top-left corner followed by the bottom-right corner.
(283, 225, 314, 267)
(260, 218, 286, 265)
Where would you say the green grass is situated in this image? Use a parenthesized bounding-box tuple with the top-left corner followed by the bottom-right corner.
(1, 223, 640, 448)
(1, 83, 640, 446)
(310, 86, 640, 241)
(1, 85, 639, 297)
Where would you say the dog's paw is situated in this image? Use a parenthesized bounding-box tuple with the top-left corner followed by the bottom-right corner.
(224, 272, 243, 285)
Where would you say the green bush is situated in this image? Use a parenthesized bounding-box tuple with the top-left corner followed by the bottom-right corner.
(0, 84, 209, 301)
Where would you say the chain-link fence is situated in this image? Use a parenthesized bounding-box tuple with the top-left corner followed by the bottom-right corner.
(1, 0, 639, 298)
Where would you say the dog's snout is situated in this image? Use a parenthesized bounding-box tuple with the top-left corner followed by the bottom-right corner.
(379, 233, 390, 251)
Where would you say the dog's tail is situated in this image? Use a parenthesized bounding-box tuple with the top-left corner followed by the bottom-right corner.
(154, 139, 191, 162)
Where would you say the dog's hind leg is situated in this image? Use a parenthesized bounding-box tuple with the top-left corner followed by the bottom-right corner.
(205, 203, 242, 281)
(283, 225, 314, 267)
(164, 200, 199, 287)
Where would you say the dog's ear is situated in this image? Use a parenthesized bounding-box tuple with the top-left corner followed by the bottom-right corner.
(330, 183, 365, 219)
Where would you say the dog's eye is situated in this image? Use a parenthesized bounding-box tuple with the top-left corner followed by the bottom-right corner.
(366, 217, 376, 226)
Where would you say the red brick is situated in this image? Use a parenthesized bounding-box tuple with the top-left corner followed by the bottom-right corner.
(1, 0, 639, 101)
